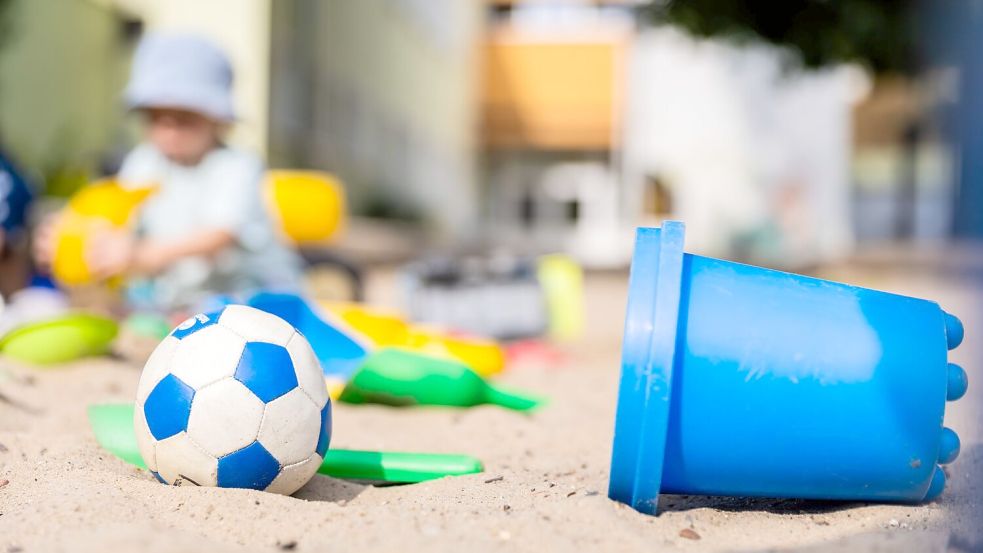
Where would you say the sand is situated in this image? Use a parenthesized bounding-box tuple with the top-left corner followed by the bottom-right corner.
(0, 255, 980, 553)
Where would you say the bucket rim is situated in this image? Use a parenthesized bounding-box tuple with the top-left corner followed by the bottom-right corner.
(608, 222, 687, 515)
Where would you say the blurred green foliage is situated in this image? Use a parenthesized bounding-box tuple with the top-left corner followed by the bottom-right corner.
(0, 0, 12, 51)
(0, 0, 131, 197)
(38, 124, 91, 198)
(646, 0, 917, 74)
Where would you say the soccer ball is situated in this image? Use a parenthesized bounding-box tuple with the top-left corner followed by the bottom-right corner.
(134, 305, 330, 495)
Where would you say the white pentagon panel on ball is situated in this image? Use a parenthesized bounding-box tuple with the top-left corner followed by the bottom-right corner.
(186, 379, 265, 457)
(264, 453, 321, 496)
(218, 305, 296, 346)
(154, 432, 218, 487)
(136, 336, 180, 403)
(133, 401, 158, 472)
(169, 325, 247, 390)
(285, 332, 328, 409)
(257, 388, 321, 466)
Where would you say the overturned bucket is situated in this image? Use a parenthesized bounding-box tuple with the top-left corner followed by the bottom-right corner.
(609, 222, 966, 515)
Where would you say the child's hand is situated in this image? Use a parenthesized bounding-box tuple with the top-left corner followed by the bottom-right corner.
(32, 213, 61, 269)
(131, 240, 173, 276)
(85, 229, 234, 280)
(86, 229, 136, 279)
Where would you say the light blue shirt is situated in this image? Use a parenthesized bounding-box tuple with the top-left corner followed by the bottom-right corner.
(118, 143, 302, 309)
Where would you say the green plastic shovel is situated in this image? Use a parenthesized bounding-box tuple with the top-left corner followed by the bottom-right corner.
(340, 347, 545, 411)
(88, 403, 483, 484)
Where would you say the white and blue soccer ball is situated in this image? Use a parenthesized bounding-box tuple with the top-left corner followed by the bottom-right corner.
(134, 305, 330, 495)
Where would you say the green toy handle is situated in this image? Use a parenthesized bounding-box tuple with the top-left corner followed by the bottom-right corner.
(87, 403, 483, 484)
(484, 384, 545, 411)
(319, 449, 482, 483)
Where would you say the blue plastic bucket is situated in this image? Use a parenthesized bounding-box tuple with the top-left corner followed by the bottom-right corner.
(609, 222, 967, 515)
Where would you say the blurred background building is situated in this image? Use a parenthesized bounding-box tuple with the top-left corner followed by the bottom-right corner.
(0, 0, 980, 269)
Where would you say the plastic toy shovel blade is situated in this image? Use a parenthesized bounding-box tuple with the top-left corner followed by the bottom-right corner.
(87, 403, 483, 484)
(88, 403, 147, 467)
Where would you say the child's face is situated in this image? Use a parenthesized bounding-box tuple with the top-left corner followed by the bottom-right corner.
(143, 108, 223, 165)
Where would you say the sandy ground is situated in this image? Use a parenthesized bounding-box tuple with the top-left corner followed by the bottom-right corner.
(0, 248, 980, 553)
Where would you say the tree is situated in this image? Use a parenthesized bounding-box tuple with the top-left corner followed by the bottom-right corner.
(645, 0, 918, 74)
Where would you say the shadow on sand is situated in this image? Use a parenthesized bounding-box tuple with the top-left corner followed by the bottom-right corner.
(292, 473, 369, 504)
(657, 494, 864, 516)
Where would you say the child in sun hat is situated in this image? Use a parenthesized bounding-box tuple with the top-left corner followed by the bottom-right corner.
(36, 33, 302, 311)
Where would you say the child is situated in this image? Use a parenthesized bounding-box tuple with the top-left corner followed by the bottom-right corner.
(37, 33, 302, 311)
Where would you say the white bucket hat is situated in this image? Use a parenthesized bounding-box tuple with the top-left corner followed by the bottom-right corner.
(124, 33, 235, 122)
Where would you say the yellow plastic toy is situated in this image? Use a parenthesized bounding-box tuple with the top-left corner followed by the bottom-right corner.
(52, 180, 157, 286)
(536, 253, 585, 341)
(405, 327, 506, 378)
(51, 171, 348, 286)
(324, 302, 506, 378)
(325, 302, 410, 345)
(264, 170, 346, 244)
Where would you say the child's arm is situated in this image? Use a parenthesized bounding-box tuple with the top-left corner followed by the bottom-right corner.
(134, 229, 236, 275)
(87, 228, 235, 278)
(88, 147, 266, 280)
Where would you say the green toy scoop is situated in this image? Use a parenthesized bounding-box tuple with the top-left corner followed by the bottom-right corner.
(340, 347, 545, 411)
(88, 403, 483, 484)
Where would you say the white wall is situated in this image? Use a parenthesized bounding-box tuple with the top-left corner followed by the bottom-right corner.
(623, 27, 861, 265)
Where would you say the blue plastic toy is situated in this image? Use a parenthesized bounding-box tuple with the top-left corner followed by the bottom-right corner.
(247, 292, 371, 381)
(609, 222, 967, 515)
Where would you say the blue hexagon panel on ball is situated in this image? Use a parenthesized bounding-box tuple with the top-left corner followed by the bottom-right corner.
(134, 305, 332, 495)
